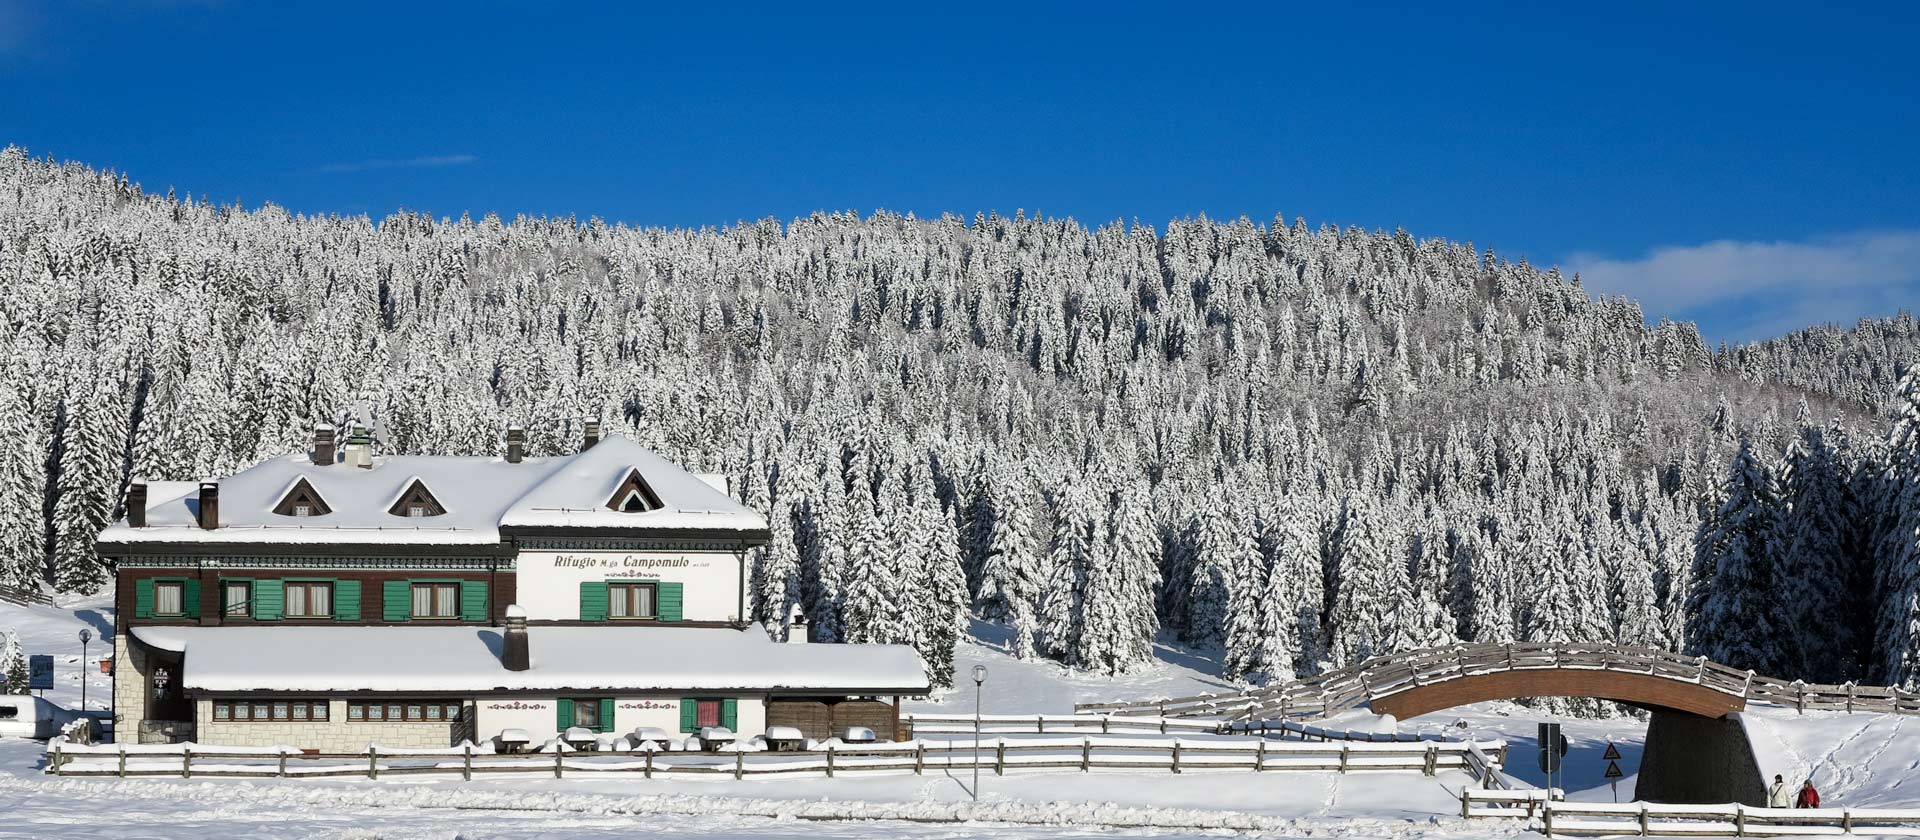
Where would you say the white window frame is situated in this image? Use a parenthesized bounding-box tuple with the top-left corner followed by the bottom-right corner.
(153, 581, 186, 617)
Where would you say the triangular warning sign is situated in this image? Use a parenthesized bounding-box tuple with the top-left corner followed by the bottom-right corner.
(1602, 742, 1622, 761)
(1604, 760, 1624, 779)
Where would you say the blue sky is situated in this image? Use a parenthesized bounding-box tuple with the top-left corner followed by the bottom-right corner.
(2, 2, 1916, 342)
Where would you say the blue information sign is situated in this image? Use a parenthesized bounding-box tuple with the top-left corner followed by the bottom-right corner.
(27, 654, 53, 690)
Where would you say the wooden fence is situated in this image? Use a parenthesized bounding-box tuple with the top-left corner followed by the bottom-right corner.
(46, 735, 1503, 781)
(1527, 801, 1920, 837)
(1077, 641, 1920, 720)
(0, 582, 52, 607)
(903, 713, 1484, 745)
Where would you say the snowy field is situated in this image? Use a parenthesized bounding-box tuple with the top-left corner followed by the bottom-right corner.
(5, 596, 1916, 838)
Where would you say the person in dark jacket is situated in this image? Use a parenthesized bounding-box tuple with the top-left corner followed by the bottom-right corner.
(1797, 779, 1821, 809)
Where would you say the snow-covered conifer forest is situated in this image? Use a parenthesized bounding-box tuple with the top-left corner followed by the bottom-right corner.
(4, 149, 1920, 702)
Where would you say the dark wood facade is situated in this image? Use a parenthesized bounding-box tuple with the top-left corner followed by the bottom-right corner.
(766, 697, 903, 741)
(115, 566, 518, 627)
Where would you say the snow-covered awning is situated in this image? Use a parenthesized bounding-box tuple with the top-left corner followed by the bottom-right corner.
(131, 625, 928, 695)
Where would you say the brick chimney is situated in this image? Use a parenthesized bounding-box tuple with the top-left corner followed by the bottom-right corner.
(125, 480, 148, 528)
(583, 419, 601, 450)
(312, 423, 337, 466)
(501, 605, 530, 671)
(196, 481, 219, 530)
(505, 425, 526, 464)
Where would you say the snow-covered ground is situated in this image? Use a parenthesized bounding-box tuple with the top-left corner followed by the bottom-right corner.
(4, 596, 1914, 838)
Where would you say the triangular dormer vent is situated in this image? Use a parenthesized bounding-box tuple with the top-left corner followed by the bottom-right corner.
(387, 478, 447, 518)
(272, 478, 333, 518)
(606, 468, 664, 513)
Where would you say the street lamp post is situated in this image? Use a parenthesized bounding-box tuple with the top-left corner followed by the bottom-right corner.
(77, 629, 91, 712)
(971, 664, 987, 802)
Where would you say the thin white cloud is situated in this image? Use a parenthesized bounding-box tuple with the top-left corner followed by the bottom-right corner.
(1564, 230, 1920, 342)
(318, 154, 478, 174)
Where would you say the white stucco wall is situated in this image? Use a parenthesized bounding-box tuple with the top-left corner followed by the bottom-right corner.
(471, 694, 769, 743)
(514, 550, 742, 622)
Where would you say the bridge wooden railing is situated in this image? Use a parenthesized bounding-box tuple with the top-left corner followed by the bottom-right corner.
(1075, 642, 1920, 720)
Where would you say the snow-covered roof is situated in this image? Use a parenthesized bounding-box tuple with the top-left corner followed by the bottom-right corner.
(98, 435, 768, 547)
(131, 625, 929, 694)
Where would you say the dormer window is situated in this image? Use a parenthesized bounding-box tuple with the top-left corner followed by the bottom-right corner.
(605, 469, 664, 513)
(388, 479, 447, 518)
(272, 478, 332, 518)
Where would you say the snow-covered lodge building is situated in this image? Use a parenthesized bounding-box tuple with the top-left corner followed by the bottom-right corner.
(98, 424, 928, 749)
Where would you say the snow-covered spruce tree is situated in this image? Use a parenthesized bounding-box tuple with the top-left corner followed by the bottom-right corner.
(1245, 491, 1323, 680)
(1187, 491, 1257, 651)
(1084, 478, 1161, 675)
(0, 344, 44, 590)
(1688, 438, 1786, 674)
(1325, 493, 1393, 667)
(1872, 366, 1920, 688)
(974, 467, 1044, 659)
(0, 630, 24, 694)
(753, 498, 802, 640)
(51, 375, 124, 594)
(1038, 477, 1101, 667)
(1773, 413, 1869, 682)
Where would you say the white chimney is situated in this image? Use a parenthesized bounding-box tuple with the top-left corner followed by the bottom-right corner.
(342, 424, 374, 469)
(786, 605, 809, 644)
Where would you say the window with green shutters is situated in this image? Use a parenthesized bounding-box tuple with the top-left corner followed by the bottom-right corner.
(556, 697, 615, 734)
(678, 697, 737, 732)
(580, 580, 681, 622)
(134, 577, 199, 619)
(383, 579, 486, 622)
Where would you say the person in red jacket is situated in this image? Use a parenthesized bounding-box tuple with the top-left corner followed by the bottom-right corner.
(1797, 779, 1822, 809)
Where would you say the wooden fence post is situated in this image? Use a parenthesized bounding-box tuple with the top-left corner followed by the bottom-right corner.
(50, 742, 61, 776)
(915, 742, 925, 775)
(995, 741, 1005, 776)
(1255, 740, 1266, 772)
(183, 747, 192, 779)
(1080, 738, 1090, 772)
(1638, 804, 1650, 836)
(462, 745, 472, 781)
(1542, 804, 1553, 837)
(1424, 745, 1437, 776)
(826, 744, 835, 778)
(1735, 805, 1746, 836)
(1841, 809, 1852, 833)
(1795, 680, 1807, 714)
(1460, 791, 1470, 819)
(368, 746, 377, 781)
(644, 749, 653, 779)
(1338, 744, 1349, 774)
(1100, 716, 1110, 735)
(1036, 715, 1044, 734)
(1171, 741, 1181, 774)
(734, 751, 744, 780)
(278, 750, 288, 778)
(118, 747, 127, 778)
(553, 748, 562, 779)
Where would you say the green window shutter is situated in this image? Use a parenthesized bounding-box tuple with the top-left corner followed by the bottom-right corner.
(460, 580, 488, 622)
(182, 579, 201, 619)
(333, 579, 362, 621)
(721, 698, 738, 731)
(134, 579, 154, 618)
(579, 581, 609, 622)
(656, 582, 683, 622)
(383, 580, 411, 622)
(679, 699, 697, 733)
(556, 698, 574, 732)
(598, 698, 615, 733)
(254, 579, 285, 621)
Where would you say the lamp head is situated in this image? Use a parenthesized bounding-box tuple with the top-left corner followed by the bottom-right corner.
(971, 664, 987, 685)
(79, 628, 91, 644)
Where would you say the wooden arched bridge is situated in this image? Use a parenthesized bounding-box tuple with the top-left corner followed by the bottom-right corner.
(1077, 642, 1920, 722)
